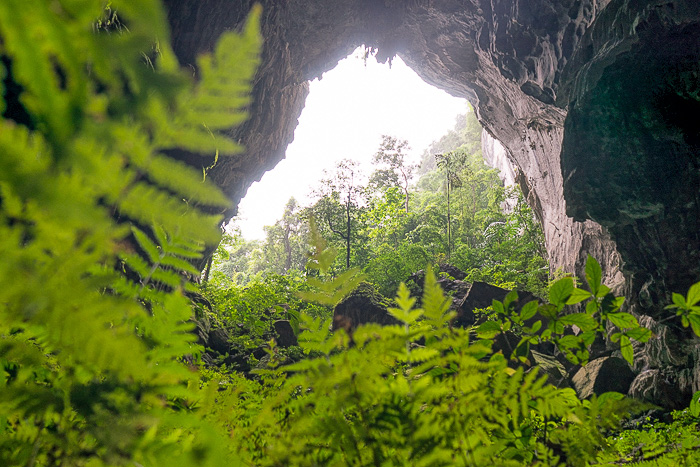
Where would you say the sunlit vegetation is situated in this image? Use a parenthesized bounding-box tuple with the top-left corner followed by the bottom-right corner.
(211, 110, 548, 298)
(2, 1, 700, 466)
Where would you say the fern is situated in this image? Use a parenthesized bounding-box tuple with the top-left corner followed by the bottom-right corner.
(223, 250, 620, 465)
(0, 1, 261, 465)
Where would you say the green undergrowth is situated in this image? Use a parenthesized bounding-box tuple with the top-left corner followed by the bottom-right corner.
(199, 228, 700, 465)
(2, 1, 700, 465)
(601, 409, 700, 465)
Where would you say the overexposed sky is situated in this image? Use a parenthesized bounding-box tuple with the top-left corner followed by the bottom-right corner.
(236, 48, 467, 240)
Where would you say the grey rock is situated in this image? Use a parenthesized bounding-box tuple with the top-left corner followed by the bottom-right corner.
(636, 316, 690, 370)
(207, 327, 231, 356)
(455, 282, 538, 328)
(333, 282, 397, 333)
(530, 350, 570, 389)
(273, 319, 298, 348)
(629, 368, 694, 411)
(572, 356, 636, 399)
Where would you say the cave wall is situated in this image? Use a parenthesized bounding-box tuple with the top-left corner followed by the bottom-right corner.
(163, 0, 700, 407)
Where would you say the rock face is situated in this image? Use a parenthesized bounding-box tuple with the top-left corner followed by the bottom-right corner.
(273, 320, 298, 348)
(333, 282, 398, 333)
(163, 0, 700, 407)
(572, 356, 636, 399)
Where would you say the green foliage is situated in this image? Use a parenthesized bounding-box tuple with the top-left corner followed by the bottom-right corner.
(364, 243, 431, 297)
(199, 271, 329, 368)
(665, 281, 700, 335)
(600, 405, 700, 465)
(0, 1, 260, 464)
(219, 252, 653, 466)
(4, 2, 700, 466)
(296, 220, 366, 306)
(213, 249, 700, 466)
(216, 110, 548, 298)
(478, 256, 651, 367)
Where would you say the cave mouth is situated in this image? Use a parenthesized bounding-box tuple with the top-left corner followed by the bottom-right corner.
(235, 47, 468, 240)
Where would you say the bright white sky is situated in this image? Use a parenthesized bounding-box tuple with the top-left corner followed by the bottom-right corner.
(236, 47, 467, 240)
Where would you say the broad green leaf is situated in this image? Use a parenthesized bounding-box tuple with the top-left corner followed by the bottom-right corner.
(620, 335, 633, 365)
(600, 294, 624, 313)
(557, 335, 581, 349)
(566, 287, 592, 305)
(519, 301, 538, 321)
(671, 292, 687, 309)
(596, 284, 611, 299)
(688, 314, 700, 338)
(526, 320, 542, 334)
(580, 330, 597, 346)
(585, 255, 602, 295)
(549, 277, 574, 309)
(539, 304, 559, 320)
(690, 390, 700, 417)
(586, 300, 599, 315)
(559, 313, 597, 331)
(491, 299, 505, 316)
(626, 327, 652, 342)
(503, 290, 518, 310)
(688, 282, 700, 307)
(607, 312, 638, 330)
(477, 321, 502, 339)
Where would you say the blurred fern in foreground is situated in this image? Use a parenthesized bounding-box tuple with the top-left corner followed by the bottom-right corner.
(0, 1, 260, 464)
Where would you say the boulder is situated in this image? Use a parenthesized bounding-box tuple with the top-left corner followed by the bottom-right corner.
(529, 350, 570, 389)
(333, 282, 397, 332)
(454, 282, 539, 328)
(629, 368, 695, 411)
(273, 319, 298, 348)
(192, 315, 211, 349)
(207, 327, 232, 356)
(572, 357, 636, 399)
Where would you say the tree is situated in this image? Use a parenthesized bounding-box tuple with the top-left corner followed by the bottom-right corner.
(435, 149, 467, 260)
(263, 197, 308, 273)
(308, 159, 365, 269)
(369, 135, 416, 213)
(209, 225, 265, 285)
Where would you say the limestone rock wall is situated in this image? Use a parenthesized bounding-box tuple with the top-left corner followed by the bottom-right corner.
(481, 131, 516, 188)
(163, 0, 700, 407)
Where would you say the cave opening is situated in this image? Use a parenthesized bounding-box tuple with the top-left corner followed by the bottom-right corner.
(235, 46, 468, 240)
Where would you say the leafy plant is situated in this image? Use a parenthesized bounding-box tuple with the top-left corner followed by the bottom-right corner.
(665, 281, 700, 335)
(477, 255, 652, 367)
(600, 404, 700, 465)
(0, 1, 260, 464)
(225, 252, 643, 466)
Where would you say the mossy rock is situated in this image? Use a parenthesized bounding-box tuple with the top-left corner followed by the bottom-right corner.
(333, 282, 397, 332)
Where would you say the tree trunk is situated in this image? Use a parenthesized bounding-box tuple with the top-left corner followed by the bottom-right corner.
(202, 254, 214, 284)
(345, 191, 351, 269)
(403, 172, 410, 213)
(283, 224, 292, 272)
(446, 178, 451, 261)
